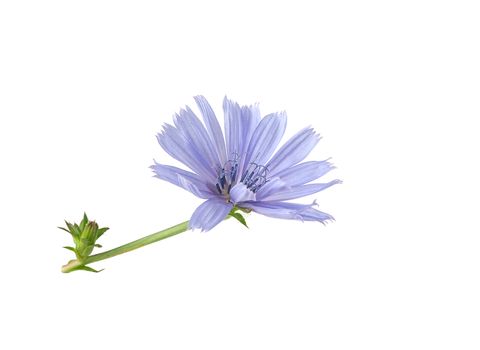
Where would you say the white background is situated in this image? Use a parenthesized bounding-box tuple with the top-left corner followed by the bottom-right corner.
(1, 1, 479, 349)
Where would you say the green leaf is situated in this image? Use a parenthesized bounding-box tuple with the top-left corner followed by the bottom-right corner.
(58, 226, 70, 233)
(75, 265, 104, 273)
(96, 227, 109, 239)
(79, 212, 89, 231)
(72, 265, 103, 273)
(63, 246, 76, 253)
(65, 221, 76, 236)
(229, 212, 248, 228)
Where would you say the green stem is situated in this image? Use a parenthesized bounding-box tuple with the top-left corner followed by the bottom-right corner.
(61, 221, 189, 273)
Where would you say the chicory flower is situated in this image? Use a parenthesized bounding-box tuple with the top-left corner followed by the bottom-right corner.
(152, 96, 340, 231)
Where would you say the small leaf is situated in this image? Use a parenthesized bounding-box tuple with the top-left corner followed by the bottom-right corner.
(96, 227, 109, 238)
(79, 212, 89, 231)
(65, 221, 76, 236)
(94, 244, 102, 248)
(75, 265, 104, 273)
(229, 212, 248, 228)
(58, 226, 70, 233)
(63, 246, 76, 252)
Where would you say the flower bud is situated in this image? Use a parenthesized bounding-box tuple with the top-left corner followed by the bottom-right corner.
(59, 213, 109, 262)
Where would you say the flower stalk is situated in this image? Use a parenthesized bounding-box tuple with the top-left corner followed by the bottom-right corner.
(61, 221, 189, 273)
(60, 209, 247, 273)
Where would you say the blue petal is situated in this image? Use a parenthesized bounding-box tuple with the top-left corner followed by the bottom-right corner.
(256, 160, 334, 200)
(229, 182, 256, 203)
(267, 127, 320, 176)
(150, 163, 214, 199)
(274, 160, 335, 186)
(258, 180, 342, 201)
(243, 111, 287, 168)
(189, 198, 233, 232)
(223, 97, 261, 174)
(157, 123, 216, 182)
(238, 104, 261, 176)
(240, 201, 334, 223)
(194, 95, 227, 165)
(253, 177, 289, 200)
(256, 165, 340, 200)
(174, 107, 221, 170)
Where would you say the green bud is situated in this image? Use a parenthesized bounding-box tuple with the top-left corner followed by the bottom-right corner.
(76, 221, 98, 259)
(59, 214, 109, 262)
(81, 221, 99, 242)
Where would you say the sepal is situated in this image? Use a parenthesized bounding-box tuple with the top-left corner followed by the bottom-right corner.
(59, 213, 109, 269)
(228, 207, 249, 228)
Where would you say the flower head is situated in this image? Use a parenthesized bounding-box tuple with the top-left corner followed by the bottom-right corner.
(152, 96, 341, 231)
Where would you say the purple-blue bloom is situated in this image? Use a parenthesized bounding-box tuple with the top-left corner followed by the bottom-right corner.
(152, 96, 341, 231)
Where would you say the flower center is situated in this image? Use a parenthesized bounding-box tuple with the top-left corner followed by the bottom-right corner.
(215, 154, 239, 195)
(240, 162, 269, 193)
(216, 156, 270, 204)
(229, 163, 270, 203)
